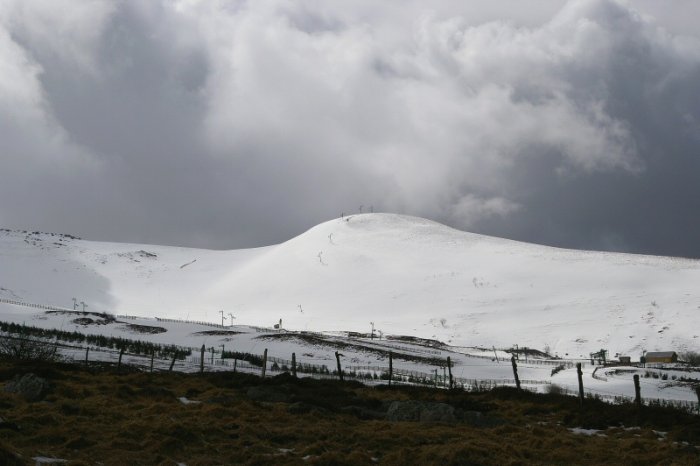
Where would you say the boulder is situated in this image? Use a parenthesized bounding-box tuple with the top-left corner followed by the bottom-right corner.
(4, 373, 50, 402)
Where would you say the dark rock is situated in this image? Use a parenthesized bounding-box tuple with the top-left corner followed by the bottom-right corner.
(386, 400, 456, 423)
(4, 373, 50, 402)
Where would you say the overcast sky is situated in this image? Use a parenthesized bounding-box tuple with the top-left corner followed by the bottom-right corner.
(1, 0, 700, 257)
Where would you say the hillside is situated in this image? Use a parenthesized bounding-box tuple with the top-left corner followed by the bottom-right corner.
(1, 358, 699, 465)
(1, 214, 699, 358)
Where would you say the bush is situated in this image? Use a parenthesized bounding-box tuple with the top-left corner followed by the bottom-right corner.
(680, 351, 700, 366)
(546, 384, 565, 395)
(0, 336, 61, 362)
(551, 364, 566, 376)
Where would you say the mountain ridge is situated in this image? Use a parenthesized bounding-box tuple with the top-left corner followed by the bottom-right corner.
(1, 214, 698, 357)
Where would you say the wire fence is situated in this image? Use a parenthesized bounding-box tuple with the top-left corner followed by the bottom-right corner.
(154, 316, 226, 329)
(0, 298, 233, 330)
(551, 385, 698, 412)
(1, 298, 697, 413)
(350, 339, 443, 356)
(0, 298, 74, 313)
(1, 330, 698, 413)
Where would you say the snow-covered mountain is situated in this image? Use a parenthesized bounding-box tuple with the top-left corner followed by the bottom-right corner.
(1, 214, 698, 358)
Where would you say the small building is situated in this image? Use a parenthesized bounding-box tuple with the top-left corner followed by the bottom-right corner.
(645, 351, 678, 364)
(618, 356, 631, 364)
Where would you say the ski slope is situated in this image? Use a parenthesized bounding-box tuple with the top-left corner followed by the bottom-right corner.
(1, 214, 699, 358)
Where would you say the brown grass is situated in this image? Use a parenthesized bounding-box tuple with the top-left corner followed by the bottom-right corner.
(0, 357, 698, 465)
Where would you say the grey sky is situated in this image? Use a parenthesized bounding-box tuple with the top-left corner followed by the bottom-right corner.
(1, 0, 700, 257)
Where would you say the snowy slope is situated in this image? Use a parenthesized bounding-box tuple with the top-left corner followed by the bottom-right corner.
(1, 214, 699, 358)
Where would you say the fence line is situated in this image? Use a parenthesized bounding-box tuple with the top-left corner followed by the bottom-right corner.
(1, 330, 698, 413)
(154, 317, 226, 329)
(350, 339, 442, 356)
(0, 298, 75, 313)
(0, 297, 232, 330)
(1, 297, 581, 367)
(553, 385, 697, 412)
(1, 299, 695, 412)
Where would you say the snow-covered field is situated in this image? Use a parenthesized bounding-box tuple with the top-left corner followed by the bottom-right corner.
(2, 214, 699, 356)
(1, 214, 699, 404)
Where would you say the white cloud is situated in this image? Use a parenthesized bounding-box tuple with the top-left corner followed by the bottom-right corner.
(1, 0, 116, 74)
(1, 0, 699, 255)
(450, 195, 520, 226)
(0, 27, 45, 121)
(0, 26, 96, 169)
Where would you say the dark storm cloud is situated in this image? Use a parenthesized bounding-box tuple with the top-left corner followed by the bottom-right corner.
(1, 0, 699, 257)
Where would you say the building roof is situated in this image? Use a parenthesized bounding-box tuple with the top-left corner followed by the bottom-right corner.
(645, 351, 677, 358)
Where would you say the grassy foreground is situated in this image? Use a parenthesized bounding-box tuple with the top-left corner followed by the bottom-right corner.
(0, 357, 699, 465)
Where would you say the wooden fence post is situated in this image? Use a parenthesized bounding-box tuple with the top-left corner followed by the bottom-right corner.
(233, 359, 237, 374)
(200, 344, 205, 373)
(261, 349, 268, 378)
(511, 355, 521, 391)
(150, 349, 155, 373)
(633, 374, 642, 407)
(335, 351, 344, 382)
(117, 347, 125, 372)
(85, 346, 89, 365)
(447, 356, 453, 390)
(576, 363, 584, 406)
(169, 352, 177, 372)
(388, 351, 393, 386)
(291, 352, 297, 378)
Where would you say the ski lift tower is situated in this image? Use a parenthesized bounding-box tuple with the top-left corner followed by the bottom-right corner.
(589, 349, 608, 365)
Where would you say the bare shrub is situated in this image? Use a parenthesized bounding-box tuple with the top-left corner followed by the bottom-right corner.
(680, 351, 700, 366)
(0, 335, 61, 362)
(551, 364, 566, 376)
(546, 384, 565, 395)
